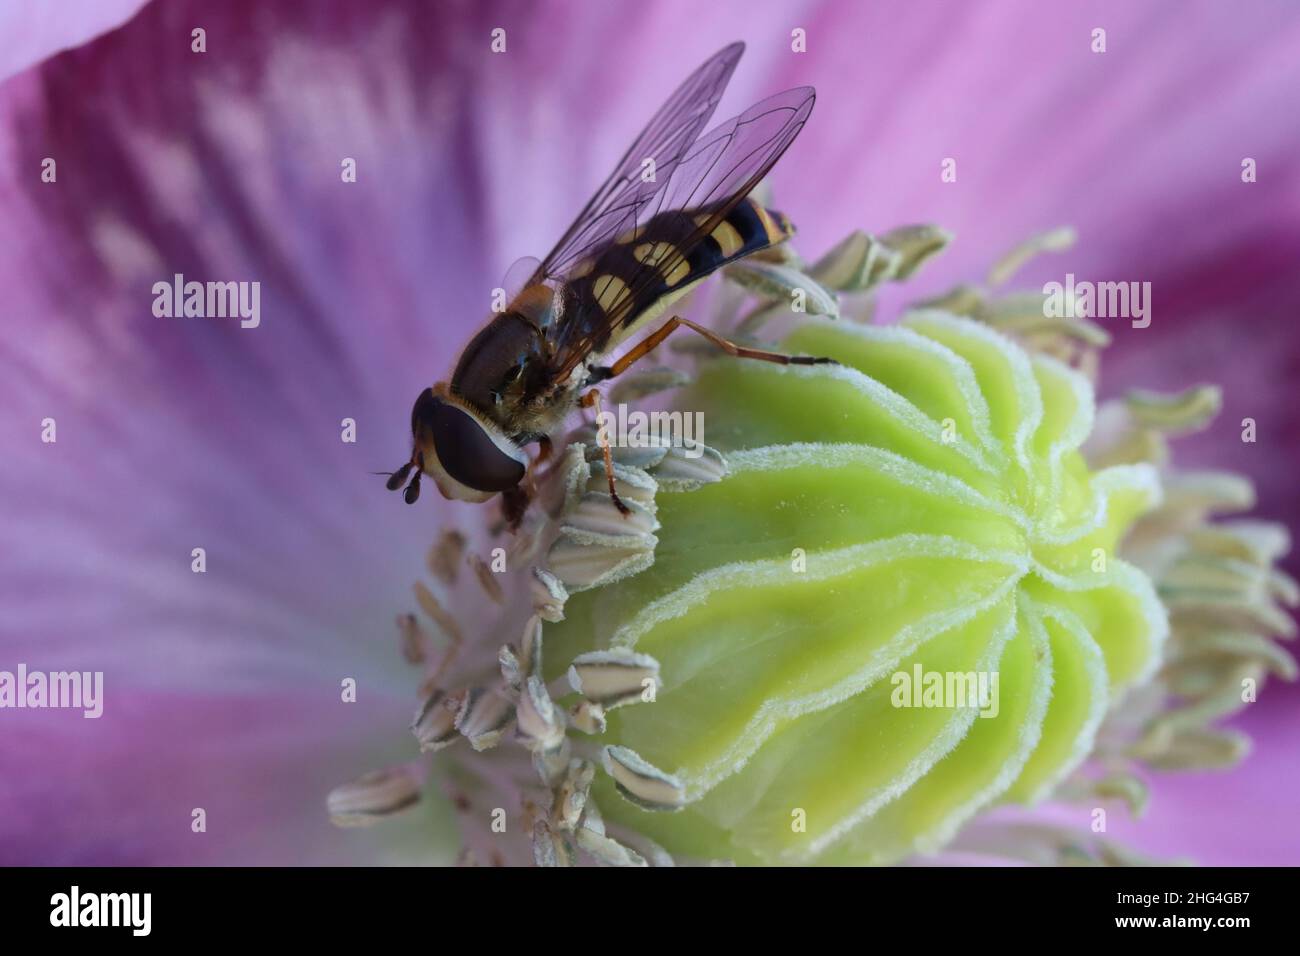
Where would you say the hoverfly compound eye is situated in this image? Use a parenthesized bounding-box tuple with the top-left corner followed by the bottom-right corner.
(422, 394, 527, 494)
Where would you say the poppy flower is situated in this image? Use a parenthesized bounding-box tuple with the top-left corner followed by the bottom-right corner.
(1, 0, 1294, 865)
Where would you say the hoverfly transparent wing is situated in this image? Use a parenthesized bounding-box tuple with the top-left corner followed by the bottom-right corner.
(500, 256, 543, 302)
(547, 85, 816, 376)
(494, 254, 562, 330)
(534, 42, 744, 285)
(633, 87, 814, 257)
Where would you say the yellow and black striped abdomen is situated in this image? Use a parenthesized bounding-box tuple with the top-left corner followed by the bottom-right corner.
(553, 197, 794, 357)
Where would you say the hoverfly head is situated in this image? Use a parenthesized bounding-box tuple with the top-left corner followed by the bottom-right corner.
(396, 384, 527, 504)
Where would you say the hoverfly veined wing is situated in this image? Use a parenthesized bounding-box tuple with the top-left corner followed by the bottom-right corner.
(499, 255, 555, 327)
(533, 42, 744, 285)
(501, 256, 543, 300)
(546, 85, 816, 378)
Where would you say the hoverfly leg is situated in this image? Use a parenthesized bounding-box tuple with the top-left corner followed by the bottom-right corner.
(580, 388, 631, 517)
(604, 316, 687, 377)
(502, 484, 531, 531)
(506, 440, 549, 530)
(616, 317, 837, 369)
(534, 435, 554, 464)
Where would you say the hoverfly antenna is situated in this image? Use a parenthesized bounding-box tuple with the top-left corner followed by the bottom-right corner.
(403, 467, 422, 505)
(387, 462, 414, 492)
(374, 460, 415, 492)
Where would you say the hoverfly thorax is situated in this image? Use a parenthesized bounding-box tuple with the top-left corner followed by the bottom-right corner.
(450, 308, 555, 428)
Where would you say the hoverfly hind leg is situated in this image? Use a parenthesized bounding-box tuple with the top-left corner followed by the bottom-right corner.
(669, 316, 837, 367)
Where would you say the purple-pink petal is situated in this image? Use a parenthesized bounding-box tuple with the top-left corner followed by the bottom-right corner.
(0, 0, 1296, 865)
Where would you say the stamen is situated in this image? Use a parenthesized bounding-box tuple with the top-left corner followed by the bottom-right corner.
(515, 676, 566, 755)
(545, 529, 657, 591)
(601, 746, 685, 812)
(530, 568, 569, 623)
(454, 687, 514, 752)
(326, 768, 420, 827)
(500, 615, 544, 692)
(467, 552, 505, 604)
(568, 648, 661, 710)
(411, 689, 460, 753)
(396, 613, 428, 665)
(550, 759, 595, 832)
(428, 529, 467, 585)
(575, 826, 648, 867)
(568, 699, 607, 734)
(532, 818, 576, 867)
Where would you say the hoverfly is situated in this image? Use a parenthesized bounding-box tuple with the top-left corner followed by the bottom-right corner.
(384, 42, 832, 523)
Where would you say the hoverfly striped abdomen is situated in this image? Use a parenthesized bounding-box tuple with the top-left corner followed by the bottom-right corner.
(683, 197, 794, 280)
(556, 196, 795, 356)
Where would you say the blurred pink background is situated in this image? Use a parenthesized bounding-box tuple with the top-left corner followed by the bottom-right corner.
(0, 0, 1296, 864)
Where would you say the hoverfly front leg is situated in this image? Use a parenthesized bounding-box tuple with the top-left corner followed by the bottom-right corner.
(535, 435, 554, 464)
(501, 484, 530, 531)
(579, 388, 631, 517)
(501, 437, 552, 531)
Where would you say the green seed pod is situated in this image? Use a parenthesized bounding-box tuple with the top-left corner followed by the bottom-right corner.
(545, 314, 1168, 864)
